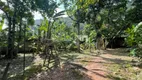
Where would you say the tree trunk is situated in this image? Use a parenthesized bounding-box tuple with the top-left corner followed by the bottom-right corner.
(47, 21, 51, 39)
(89, 40, 91, 52)
(23, 24, 26, 75)
(11, 17, 17, 58)
(17, 18, 22, 54)
(6, 17, 12, 59)
(77, 23, 80, 53)
(37, 29, 41, 54)
(49, 21, 55, 39)
(96, 36, 105, 50)
(6, 13, 17, 59)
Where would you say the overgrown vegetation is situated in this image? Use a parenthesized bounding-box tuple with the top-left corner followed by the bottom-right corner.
(0, 0, 142, 80)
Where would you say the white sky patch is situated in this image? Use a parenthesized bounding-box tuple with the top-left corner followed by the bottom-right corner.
(1, 0, 6, 2)
(56, 8, 63, 13)
(33, 11, 43, 20)
(55, 8, 68, 17)
(0, 10, 3, 14)
(2, 19, 8, 29)
(33, 8, 68, 20)
(2, 22, 7, 29)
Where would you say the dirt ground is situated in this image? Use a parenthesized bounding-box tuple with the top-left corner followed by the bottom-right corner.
(78, 48, 142, 80)
(0, 48, 142, 80)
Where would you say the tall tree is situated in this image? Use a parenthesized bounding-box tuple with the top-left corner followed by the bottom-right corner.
(60, 0, 96, 52)
(0, 0, 34, 58)
(126, 0, 142, 23)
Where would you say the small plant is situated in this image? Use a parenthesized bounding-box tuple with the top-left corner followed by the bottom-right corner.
(130, 49, 136, 57)
(125, 25, 136, 46)
(134, 23, 142, 58)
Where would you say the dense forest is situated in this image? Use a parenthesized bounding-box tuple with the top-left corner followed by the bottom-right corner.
(0, 0, 142, 80)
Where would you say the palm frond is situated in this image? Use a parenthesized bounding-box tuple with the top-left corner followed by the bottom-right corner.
(53, 10, 65, 18)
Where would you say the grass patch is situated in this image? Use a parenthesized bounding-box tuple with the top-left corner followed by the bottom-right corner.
(106, 62, 140, 80)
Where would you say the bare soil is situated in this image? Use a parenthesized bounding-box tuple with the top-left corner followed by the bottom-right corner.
(0, 48, 142, 80)
(78, 48, 142, 80)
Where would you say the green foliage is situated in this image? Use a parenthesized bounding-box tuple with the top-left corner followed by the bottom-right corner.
(125, 23, 142, 58)
(0, 16, 7, 47)
(39, 18, 49, 32)
(0, 17, 4, 31)
(134, 23, 142, 44)
(135, 48, 142, 58)
(67, 42, 78, 51)
(51, 20, 78, 51)
(126, 0, 142, 23)
(125, 25, 136, 46)
(130, 49, 136, 56)
(52, 21, 73, 41)
(83, 24, 91, 36)
(35, 0, 57, 17)
(125, 23, 142, 46)
(0, 30, 7, 47)
(134, 23, 142, 58)
(129, 47, 142, 58)
(89, 30, 96, 43)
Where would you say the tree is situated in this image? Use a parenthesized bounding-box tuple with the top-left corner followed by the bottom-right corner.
(126, 0, 142, 23)
(0, 0, 34, 58)
(73, 0, 131, 49)
(34, 0, 65, 39)
(60, 0, 96, 52)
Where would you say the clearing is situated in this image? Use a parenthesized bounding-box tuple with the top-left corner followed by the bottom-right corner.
(0, 48, 142, 80)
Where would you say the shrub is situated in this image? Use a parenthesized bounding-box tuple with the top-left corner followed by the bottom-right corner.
(125, 25, 136, 46)
(126, 23, 142, 58)
(134, 23, 142, 58)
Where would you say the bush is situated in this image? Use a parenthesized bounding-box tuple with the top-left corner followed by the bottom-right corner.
(134, 23, 142, 44)
(67, 42, 78, 51)
(125, 25, 136, 46)
(126, 23, 142, 58)
(134, 23, 142, 58)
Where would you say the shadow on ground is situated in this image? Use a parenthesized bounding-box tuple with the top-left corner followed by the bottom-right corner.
(29, 63, 92, 80)
(0, 53, 34, 80)
(104, 48, 129, 56)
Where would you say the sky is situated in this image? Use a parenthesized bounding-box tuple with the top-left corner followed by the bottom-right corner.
(0, 0, 66, 20)
(33, 7, 67, 20)
(0, 0, 67, 29)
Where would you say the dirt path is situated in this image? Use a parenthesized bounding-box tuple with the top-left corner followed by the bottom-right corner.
(85, 56, 109, 80)
(79, 48, 139, 80)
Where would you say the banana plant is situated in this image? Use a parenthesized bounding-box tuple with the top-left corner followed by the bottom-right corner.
(34, 0, 65, 39)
